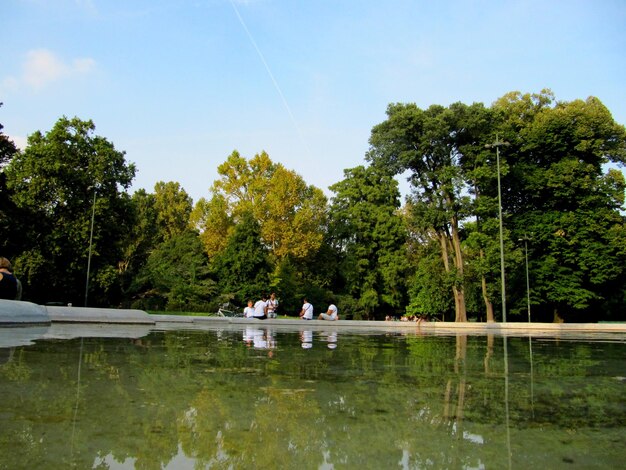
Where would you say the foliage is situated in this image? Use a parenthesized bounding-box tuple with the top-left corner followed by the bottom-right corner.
(196, 150, 327, 262)
(130, 230, 216, 312)
(367, 103, 489, 321)
(153, 181, 193, 241)
(210, 211, 270, 306)
(2, 91, 625, 321)
(0, 105, 22, 256)
(494, 91, 626, 321)
(329, 165, 408, 319)
(3, 116, 136, 305)
(405, 246, 453, 320)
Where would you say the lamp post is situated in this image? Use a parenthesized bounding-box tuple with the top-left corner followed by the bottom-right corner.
(519, 233, 532, 322)
(486, 135, 510, 322)
(84, 187, 97, 307)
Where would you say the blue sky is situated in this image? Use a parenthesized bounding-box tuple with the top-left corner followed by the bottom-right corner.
(2, 0, 625, 203)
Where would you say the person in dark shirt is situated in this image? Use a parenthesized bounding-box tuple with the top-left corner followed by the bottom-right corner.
(0, 257, 19, 300)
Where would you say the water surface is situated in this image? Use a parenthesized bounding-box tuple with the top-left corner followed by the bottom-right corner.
(1, 325, 624, 469)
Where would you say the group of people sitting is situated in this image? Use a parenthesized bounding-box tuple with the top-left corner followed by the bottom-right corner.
(243, 293, 338, 321)
(243, 292, 280, 320)
(0, 257, 22, 301)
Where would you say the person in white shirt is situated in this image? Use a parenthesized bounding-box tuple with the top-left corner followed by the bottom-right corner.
(319, 303, 338, 321)
(299, 298, 314, 320)
(253, 295, 268, 320)
(267, 292, 279, 318)
(243, 300, 255, 318)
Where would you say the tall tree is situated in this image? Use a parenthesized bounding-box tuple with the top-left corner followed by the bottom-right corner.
(195, 150, 327, 262)
(153, 181, 193, 241)
(210, 211, 270, 305)
(4, 116, 136, 305)
(130, 230, 216, 311)
(329, 165, 408, 319)
(495, 91, 626, 321)
(0, 104, 22, 255)
(367, 103, 478, 321)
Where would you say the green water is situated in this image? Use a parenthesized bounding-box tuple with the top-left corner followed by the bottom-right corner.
(0, 325, 625, 469)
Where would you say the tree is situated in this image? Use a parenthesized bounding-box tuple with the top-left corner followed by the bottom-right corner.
(4, 116, 136, 305)
(0, 103, 17, 168)
(191, 193, 233, 259)
(153, 181, 193, 241)
(494, 91, 626, 321)
(195, 150, 327, 262)
(130, 230, 216, 311)
(0, 104, 22, 255)
(210, 211, 270, 305)
(367, 103, 480, 321)
(329, 165, 408, 319)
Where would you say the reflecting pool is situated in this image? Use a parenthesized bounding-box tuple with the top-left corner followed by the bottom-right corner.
(1, 324, 625, 469)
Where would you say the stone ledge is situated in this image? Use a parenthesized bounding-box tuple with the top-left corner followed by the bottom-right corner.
(45, 305, 155, 324)
(0, 299, 50, 325)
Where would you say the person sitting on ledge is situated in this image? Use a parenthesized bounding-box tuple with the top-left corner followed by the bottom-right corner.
(319, 302, 338, 321)
(0, 257, 20, 300)
(299, 298, 314, 320)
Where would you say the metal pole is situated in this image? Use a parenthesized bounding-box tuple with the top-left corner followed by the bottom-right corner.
(85, 188, 96, 307)
(524, 237, 531, 322)
(487, 135, 509, 323)
(496, 143, 506, 322)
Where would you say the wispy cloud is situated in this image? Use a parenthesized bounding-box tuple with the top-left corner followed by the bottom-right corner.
(2, 49, 96, 92)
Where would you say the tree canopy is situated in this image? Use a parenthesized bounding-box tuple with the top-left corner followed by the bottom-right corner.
(2, 91, 625, 321)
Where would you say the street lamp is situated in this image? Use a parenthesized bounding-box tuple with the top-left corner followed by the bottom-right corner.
(519, 233, 532, 322)
(84, 187, 97, 307)
(486, 135, 510, 322)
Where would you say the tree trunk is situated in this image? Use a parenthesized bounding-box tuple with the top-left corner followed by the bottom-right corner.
(450, 217, 467, 322)
(481, 263, 495, 322)
(439, 225, 467, 322)
(484, 334, 494, 373)
(553, 308, 565, 323)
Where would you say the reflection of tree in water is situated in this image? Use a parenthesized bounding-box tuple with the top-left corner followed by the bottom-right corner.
(1, 330, 625, 469)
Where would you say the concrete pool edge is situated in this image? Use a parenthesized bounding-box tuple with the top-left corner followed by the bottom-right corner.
(151, 314, 626, 335)
(2, 300, 625, 335)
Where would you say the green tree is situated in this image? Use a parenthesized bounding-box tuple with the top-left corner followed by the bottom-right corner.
(329, 165, 408, 319)
(196, 151, 327, 263)
(367, 103, 482, 321)
(495, 91, 626, 321)
(4, 116, 136, 305)
(131, 230, 216, 311)
(0, 104, 23, 255)
(210, 211, 270, 305)
(0, 104, 17, 168)
(153, 181, 193, 240)
(191, 193, 233, 259)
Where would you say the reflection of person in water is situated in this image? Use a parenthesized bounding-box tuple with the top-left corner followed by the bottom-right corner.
(243, 327, 276, 357)
(300, 330, 313, 349)
(326, 332, 338, 349)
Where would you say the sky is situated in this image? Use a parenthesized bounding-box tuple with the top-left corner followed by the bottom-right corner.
(1, 0, 625, 204)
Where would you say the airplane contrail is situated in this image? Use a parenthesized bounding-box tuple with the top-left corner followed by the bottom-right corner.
(228, 0, 310, 156)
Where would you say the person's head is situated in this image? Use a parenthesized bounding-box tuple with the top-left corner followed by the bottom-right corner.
(0, 257, 12, 271)
(247, 300, 253, 307)
(270, 292, 276, 299)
